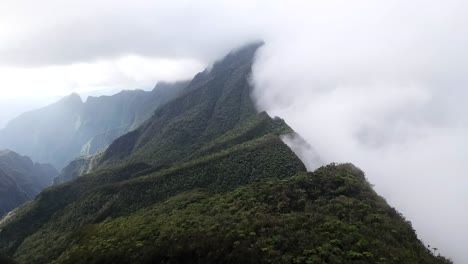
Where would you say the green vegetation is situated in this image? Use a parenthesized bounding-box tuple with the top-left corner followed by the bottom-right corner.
(0, 81, 188, 170)
(0, 43, 452, 263)
(188, 112, 292, 160)
(0, 114, 306, 263)
(99, 43, 261, 169)
(0, 254, 16, 264)
(0, 150, 58, 217)
(56, 164, 450, 264)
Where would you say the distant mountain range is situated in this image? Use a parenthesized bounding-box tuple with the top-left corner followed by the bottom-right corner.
(0, 150, 57, 217)
(0, 43, 451, 263)
(0, 81, 188, 170)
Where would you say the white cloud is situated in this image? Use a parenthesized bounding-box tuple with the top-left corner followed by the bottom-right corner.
(0, 56, 203, 99)
(250, 2, 468, 262)
(0, 0, 466, 262)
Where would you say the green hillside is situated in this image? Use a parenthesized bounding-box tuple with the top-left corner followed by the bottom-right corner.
(56, 43, 267, 183)
(0, 81, 188, 170)
(0, 150, 58, 217)
(99, 43, 261, 168)
(57, 164, 450, 264)
(0, 44, 451, 264)
(1, 114, 305, 264)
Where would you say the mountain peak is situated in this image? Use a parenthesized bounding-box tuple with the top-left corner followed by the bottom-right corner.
(58, 92, 83, 106)
(211, 41, 264, 72)
(0, 149, 13, 156)
(229, 41, 264, 56)
(100, 44, 261, 166)
(0, 148, 58, 217)
(0, 43, 452, 264)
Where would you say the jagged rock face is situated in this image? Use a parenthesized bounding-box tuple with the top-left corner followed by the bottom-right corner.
(53, 153, 102, 185)
(0, 150, 58, 217)
(0, 81, 188, 170)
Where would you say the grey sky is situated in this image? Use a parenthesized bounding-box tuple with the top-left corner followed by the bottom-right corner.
(0, 0, 466, 262)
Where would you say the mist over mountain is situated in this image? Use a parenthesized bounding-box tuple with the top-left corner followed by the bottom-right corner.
(0, 1, 465, 262)
(55, 43, 277, 184)
(0, 150, 57, 217)
(0, 44, 451, 264)
(0, 81, 188, 170)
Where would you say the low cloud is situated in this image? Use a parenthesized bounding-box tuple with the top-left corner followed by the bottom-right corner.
(281, 133, 322, 171)
(0, 0, 467, 262)
(251, 1, 468, 262)
(0, 0, 262, 66)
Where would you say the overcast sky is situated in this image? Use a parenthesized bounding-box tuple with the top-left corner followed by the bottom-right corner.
(0, 0, 467, 262)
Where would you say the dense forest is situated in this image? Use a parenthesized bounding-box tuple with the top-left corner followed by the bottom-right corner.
(0, 44, 452, 264)
(52, 164, 450, 264)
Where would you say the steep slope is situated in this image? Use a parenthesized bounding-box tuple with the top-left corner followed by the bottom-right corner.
(0, 169, 29, 218)
(99, 43, 260, 168)
(52, 154, 102, 185)
(0, 44, 451, 264)
(0, 95, 83, 170)
(0, 116, 305, 264)
(54, 43, 264, 184)
(57, 164, 450, 264)
(78, 81, 189, 155)
(0, 150, 58, 217)
(0, 81, 188, 169)
(54, 111, 289, 185)
(54, 44, 263, 184)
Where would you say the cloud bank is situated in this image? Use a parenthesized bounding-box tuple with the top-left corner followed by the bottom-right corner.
(0, 0, 467, 262)
(251, 1, 468, 262)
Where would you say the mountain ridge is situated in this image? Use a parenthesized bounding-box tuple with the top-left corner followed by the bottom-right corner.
(0, 149, 58, 217)
(99, 43, 262, 168)
(0, 81, 188, 169)
(0, 43, 451, 264)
